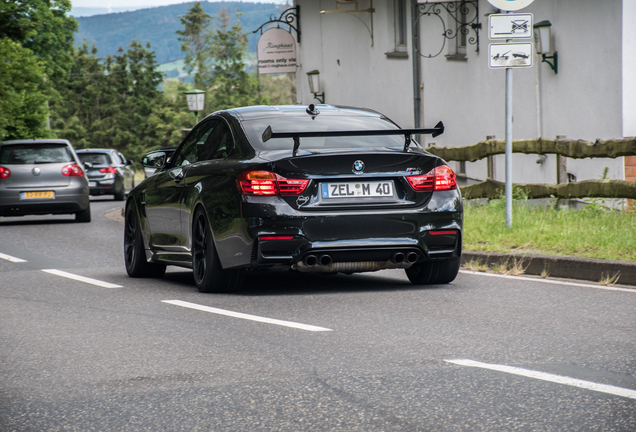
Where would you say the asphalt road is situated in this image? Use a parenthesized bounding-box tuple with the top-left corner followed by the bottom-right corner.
(1, 197, 635, 431)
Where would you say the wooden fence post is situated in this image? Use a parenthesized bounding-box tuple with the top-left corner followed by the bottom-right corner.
(556, 135, 568, 184)
(486, 135, 496, 180)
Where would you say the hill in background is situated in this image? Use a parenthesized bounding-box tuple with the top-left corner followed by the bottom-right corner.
(71, 7, 146, 17)
(75, 1, 285, 68)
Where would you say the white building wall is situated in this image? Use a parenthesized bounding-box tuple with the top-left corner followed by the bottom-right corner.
(296, 0, 627, 184)
(624, 0, 636, 139)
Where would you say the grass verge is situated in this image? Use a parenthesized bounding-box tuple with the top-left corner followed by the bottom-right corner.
(463, 198, 636, 262)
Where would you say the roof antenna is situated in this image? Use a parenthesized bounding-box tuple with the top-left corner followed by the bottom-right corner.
(306, 104, 319, 116)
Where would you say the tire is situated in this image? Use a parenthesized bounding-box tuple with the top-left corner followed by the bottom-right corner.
(405, 258, 461, 285)
(114, 187, 126, 201)
(75, 205, 91, 223)
(124, 202, 166, 278)
(192, 207, 244, 293)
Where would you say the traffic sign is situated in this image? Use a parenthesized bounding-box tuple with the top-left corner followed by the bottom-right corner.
(489, 43, 534, 68)
(486, 0, 535, 11)
(489, 14, 533, 39)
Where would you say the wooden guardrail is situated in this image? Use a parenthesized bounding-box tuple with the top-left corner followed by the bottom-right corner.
(426, 137, 636, 200)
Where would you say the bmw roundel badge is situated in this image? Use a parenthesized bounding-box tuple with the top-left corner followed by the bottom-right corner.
(353, 160, 365, 174)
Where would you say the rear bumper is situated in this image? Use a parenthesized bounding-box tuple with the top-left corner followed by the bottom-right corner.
(87, 176, 122, 195)
(237, 190, 463, 271)
(0, 189, 89, 217)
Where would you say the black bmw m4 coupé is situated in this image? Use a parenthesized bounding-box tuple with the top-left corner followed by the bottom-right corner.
(124, 105, 463, 292)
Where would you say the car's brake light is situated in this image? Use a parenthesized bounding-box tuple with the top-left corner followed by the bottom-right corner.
(99, 166, 117, 174)
(260, 236, 294, 240)
(407, 165, 457, 192)
(238, 171, 277, 195)
(237, 171, 309, 196)
(277, 177, 310, 195)
(0, 166, 10, 179)
(62, 164, 85, 177)
(429, 230, 457, 235)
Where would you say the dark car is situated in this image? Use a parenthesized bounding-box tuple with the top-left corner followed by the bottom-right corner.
(141, 147, 176, 178)
(124, 105, 463, 293)
(0, 139, 91, 222)
(76, 149, 135, 201)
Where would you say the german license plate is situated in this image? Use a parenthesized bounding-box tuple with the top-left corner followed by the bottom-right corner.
(21, 191, 55, 200)
(89, 182, 97, 187)
(321, 181, 394, 198)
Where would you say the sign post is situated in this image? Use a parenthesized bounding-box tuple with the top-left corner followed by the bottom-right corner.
(487, 0, 535, 228)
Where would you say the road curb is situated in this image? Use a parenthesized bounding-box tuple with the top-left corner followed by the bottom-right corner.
(462, 251, 636, 287)
(105, 207, 124, 223)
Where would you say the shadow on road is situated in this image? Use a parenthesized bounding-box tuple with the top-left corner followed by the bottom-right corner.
(160, 268, 450, 296)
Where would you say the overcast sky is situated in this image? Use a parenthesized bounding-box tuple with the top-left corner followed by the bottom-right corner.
(72, 0, 289, 7)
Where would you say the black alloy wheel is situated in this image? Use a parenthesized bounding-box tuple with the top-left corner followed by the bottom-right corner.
(124, 202, 166, 278)
(405, 258, 461, 285)
(192, 207, 244, 293)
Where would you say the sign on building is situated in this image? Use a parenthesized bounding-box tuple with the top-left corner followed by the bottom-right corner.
(257, 28, 297, 74)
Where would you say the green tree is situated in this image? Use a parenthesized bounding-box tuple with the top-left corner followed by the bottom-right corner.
(0, 38, 50, 140)
(176, 2, 213, 89)
(0, 0, 77, 139)
(206, 8, 265, 111)
(0, 0, 77, 83)
(51, 41, 111, 148)
(53, 39, 193, 162)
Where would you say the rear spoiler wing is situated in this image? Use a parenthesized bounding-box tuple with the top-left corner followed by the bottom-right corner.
(262, 121, 444, 156)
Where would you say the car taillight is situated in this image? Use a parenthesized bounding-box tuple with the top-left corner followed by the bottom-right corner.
(260, 236, 294, 240)
(429, 230, 457, 235)
(99, 166, 117, 174)
(277, 177, 310, 195)
(62, 164, 84, 177)
(0, 166, 10, 179)
(407, 165, 457, 192)
(237, 171, 309, 196)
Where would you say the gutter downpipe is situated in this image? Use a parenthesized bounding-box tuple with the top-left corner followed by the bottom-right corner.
(411, 0, 422, 142)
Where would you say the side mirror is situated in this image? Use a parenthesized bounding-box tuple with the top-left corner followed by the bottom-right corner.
(141, 152, 167, 177)
(126, 160, 133, 166)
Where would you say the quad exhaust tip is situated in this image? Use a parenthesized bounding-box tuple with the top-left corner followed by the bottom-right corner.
(319, 254, 332, 266)
(407, 252, 419, 263)
(391, 252, 405, 264)
(304, 255, 317, 267)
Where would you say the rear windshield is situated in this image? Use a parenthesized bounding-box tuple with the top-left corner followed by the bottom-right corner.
(242, 115, 409, 151)
(77, 153, 111, 165)
(0, 143, 74, 164)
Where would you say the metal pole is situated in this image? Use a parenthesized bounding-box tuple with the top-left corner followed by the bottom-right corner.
(505, 12, 513, 228)
(411, 0, 421, 137)
(505, 67, 513, 228)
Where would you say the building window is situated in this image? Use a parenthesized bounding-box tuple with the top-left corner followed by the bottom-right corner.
(395, 0, 408, 51)
(446, 1, 468, 61)
(386, 0, 408, 59)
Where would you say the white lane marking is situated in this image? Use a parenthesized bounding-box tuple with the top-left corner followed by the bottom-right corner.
(459, 270, 635, 293)
(162, 300, 333, 332)
(446, 359, 636, 400)
(0, 252, 27, 263)
(42, 269, 123, 289)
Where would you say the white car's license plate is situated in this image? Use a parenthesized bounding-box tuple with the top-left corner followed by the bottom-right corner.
(89, 182, 97, 187)
(21, 191, 55, 200)
(321, 181, 394, 198)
